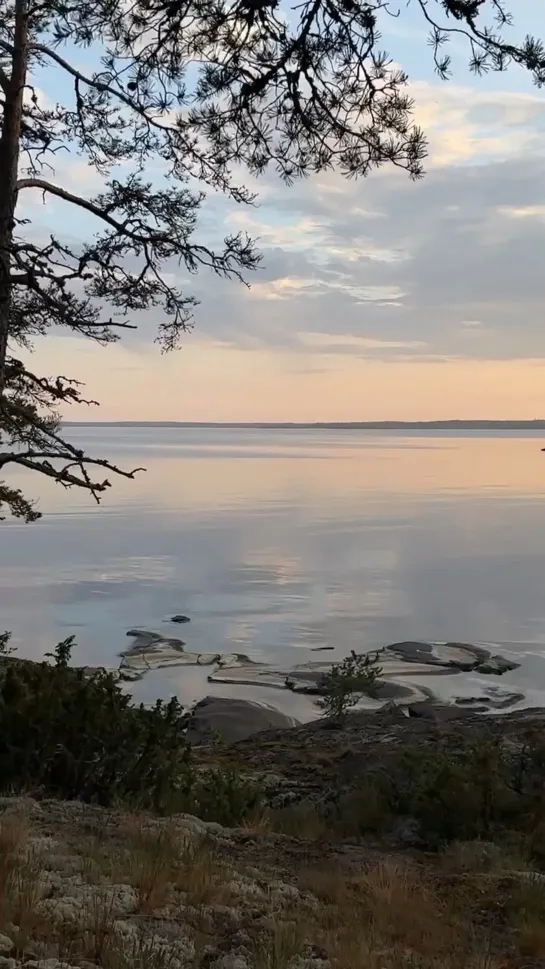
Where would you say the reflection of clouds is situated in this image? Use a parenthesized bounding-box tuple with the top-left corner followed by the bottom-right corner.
(2, 428, 545, 675)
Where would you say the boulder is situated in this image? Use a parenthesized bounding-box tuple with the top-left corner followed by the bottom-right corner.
(475, 654, 520, 675)
(186, 696, 299, 745)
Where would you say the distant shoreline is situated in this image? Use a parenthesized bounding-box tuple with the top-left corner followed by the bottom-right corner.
(64, 420, 545, 430)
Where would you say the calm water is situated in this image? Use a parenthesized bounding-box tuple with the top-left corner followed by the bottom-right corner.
(3, 425, 545, 709)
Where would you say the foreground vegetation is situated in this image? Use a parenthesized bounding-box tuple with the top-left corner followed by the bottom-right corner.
(3, 640, 545, 863)
(4, 642, 545, 964)
(0, 638, 262, 824)
(0, 793, 544, 969)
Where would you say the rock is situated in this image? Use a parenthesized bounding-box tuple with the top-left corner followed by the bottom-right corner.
(408, 702, 488, 721)
(170, 615, 191, 623)
(285, 670, 326, 695)
(186, 696, 299, 744)
(125, 628, 161, 642)
(310, 647, 334, 652)
(374, 681, 423, 701)
(387, 640, 490, 671)
(454, 689, 524, 711)
(207, 667, 288, 690)
(475, 654, 521, 675)
(390, 816, 424, 848)
(0, 938, 13, 956)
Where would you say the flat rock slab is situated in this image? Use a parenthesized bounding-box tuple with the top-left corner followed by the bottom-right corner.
(386, 641, 491, 670)
(186, 695, 299, 744)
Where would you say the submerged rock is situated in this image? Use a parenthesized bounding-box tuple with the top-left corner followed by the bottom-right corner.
(186, 695, 299, 744)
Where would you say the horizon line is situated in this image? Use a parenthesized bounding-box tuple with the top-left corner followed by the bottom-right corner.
(64, 419, 545, 428)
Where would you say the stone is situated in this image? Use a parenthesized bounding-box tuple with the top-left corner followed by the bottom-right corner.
(374, 681, 422, 701)
(408, 702, 488, 721)
(186, 696, 299, 744)
(285, 670, 326, 695)
(475, 654, 521, 675)
(387, 640, 490, 671)
(454, 689, 524, 711)
(390, 816, 424, 848)
(170, 615, 191, 623)
(0, 937, 13, 955)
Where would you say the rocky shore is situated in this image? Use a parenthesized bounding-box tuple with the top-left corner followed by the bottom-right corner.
(1, 705, 545, 969)
(120, 630, 524, 722)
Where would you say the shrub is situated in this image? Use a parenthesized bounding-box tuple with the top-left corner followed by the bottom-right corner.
(0, 639, 191, 809)
(317, 651, 382, 721)
(0, 639, 262, 823)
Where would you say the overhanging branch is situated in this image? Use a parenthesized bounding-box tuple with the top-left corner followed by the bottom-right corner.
(16, 177, 167, 243)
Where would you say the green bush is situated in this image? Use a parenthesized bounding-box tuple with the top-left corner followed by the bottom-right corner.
(0, 637, 262, 823)
(323, 733, 545, 855)
(317, 650, 382, 721)
(0, 638, 190, 809)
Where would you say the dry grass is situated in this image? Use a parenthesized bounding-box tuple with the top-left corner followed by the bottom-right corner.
(297, 858, 503, 969)
(101, 928, 186, 969)
(270, 802, 329, 841)
(0, 803, 537, 969)
(440, 839, 528, 875)
(0, 812, 29, 924)
(0, 811, 46, 952)
(240, 808, 273, 836)
(173, 838, 234, 909)
(121, 819, 181, 912)
(46, 885, 184, 969)
(509, 877, 545, 958)
(252, 917, 311, 969)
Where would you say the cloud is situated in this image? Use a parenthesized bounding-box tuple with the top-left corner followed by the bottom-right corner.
(17, 62, 545, 424)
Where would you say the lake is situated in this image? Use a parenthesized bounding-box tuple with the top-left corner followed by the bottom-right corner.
(2, 425, 545, 714)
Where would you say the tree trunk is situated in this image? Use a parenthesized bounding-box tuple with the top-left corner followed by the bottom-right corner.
(0, 0, 29, 395)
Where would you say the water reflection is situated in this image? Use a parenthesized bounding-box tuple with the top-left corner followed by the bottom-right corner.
(1, 427, 545, 706)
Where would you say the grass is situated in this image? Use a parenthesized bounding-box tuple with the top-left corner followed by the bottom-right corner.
(121, 819, 181, 912)
(1, 799, 545, 969)
(296, 858, 506, 969)
(252, 918, 311, 969)
(270, 802, 329, 840)
(0, 811, 46, 953)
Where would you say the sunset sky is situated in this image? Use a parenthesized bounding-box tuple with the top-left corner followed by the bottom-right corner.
(22, 0, 545, 422)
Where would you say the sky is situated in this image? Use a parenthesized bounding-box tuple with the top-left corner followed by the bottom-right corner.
(20, 0, 545, 422)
